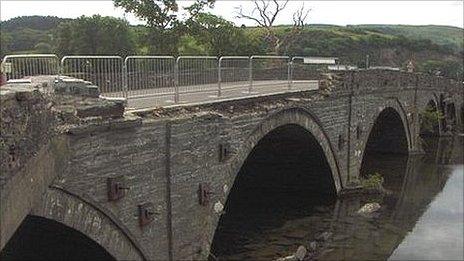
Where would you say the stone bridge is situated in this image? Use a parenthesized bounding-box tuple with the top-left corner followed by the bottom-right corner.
(0, 70, 463, 260)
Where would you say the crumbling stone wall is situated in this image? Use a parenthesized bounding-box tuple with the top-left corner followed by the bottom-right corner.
(0, 83, 55, 189)
(0, 76, 130, 254)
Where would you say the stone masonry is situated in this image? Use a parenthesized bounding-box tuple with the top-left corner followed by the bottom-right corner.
(0, 71, 462, 260)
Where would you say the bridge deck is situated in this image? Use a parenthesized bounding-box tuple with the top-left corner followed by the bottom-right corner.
(121, 80, 319, 110)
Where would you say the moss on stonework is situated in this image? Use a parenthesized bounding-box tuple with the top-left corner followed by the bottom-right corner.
(361, 173, 384, 191)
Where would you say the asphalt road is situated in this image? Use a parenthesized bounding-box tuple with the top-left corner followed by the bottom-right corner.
(119, 80, 319, 110)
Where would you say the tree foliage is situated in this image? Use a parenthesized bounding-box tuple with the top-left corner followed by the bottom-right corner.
(113, 0, 215, 54)
(183, 13, 263, 56)
(114, 0, 178, 29)
(54, 15, 135, 56)
(420, 106, 443, 134)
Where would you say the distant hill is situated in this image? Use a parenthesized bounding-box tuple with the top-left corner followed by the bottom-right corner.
(349, 24, 464, 51)
(1, 15, 69, 31)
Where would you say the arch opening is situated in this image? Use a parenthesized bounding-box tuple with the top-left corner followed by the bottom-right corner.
(444, 102, 457, 133)
(0, 215, 115, 261)
(210, 124, 337, 259)
(461, 104, 464, 131)
(361, 107, 409, 178)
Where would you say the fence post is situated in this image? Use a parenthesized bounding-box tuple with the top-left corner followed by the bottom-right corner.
(218, 57, 222, 97)
(122, 59, 128, 99)
(248, 57, 253, 93)
(174, 57, 180, 103)
(288, 59, 292, 90)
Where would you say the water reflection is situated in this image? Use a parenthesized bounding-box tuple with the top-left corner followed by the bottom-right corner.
(212, 137, 463, 260)
(389, 165, 463, 260)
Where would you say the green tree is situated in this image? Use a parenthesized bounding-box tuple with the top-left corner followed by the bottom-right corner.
(178, 35, 208, 55)
(184, 12, 263, 56)
(114, 0, 214, 54)
(54, 15, 135, 56)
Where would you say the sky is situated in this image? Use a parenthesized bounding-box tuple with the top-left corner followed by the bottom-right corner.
(0, 0, 463, 28)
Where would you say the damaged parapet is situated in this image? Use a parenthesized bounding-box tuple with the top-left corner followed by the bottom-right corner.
(1, 75, 128, 122)
(0, 75, 132, 183)
(53, 76, 100, 98)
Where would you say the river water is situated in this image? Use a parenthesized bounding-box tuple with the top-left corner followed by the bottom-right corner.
(212, 137, 463, 260)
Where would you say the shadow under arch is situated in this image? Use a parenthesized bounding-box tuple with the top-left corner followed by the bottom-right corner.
(445, 102, 457, 132)
(360, 106, 410, 177)
(0, 215, 115, 261)
(461, 103, 464, 131)
(227, 107, 343, 193)
(211, 118, 338, 259)
(5, 187, 147, 261)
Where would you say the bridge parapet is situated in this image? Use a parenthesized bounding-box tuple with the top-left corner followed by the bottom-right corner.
(334, 69, 462, 93)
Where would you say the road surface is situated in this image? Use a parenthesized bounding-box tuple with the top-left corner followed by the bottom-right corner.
(106, 80, 319, 110)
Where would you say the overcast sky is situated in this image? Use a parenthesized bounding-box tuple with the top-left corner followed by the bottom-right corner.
(1, 1, 463, 28)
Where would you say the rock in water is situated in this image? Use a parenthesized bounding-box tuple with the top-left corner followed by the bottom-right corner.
(357, 202, 381, 217)
(295, 245, 307, 260)
(276, 255, 297, 261)
(309, 241, 317, 251)
(276, 246, 307, 261)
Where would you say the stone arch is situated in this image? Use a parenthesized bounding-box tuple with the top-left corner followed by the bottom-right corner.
(460, 103, 464, 132)
(446, 91, 464, 133)
(444, 102, 457, 132)
(419, 93, 443, 134)
(359, 101, 412, 177)
(361, 100, 413, 156)
(28, 187, 147, 261)
(419, 93, 440, 112)
(1, 215, 115, 260)
(209, 107, 341, 258)
(227, 107, 343, 196)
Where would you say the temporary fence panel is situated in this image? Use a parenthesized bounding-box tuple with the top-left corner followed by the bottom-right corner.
(290, 57, 323, 90)
(250, 56, 290, 92)
(61, 56, 124, 97)
(218, 56, 250, 96)
(125, 56, 176, 100)
(2, 54, 59, 81)
(176, 56, 218, 95)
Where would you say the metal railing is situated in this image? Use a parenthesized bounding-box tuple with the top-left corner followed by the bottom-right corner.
(2, 54, 60, 81)
(2, 54, 327, 104)
(218, 56, 250, 97)
(250, 56, 290, 92)
(124, 56, 176, 100)
(175, 56, 218, 102)
(290, 56, 327, 89)
(61, 56, 124, 97)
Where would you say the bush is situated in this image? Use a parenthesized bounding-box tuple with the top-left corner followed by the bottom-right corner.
(420, 107, 443, 133)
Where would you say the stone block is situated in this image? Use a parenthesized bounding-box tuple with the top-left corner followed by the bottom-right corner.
(53, 77, 101, 97)
(75, 101, 125, 119)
